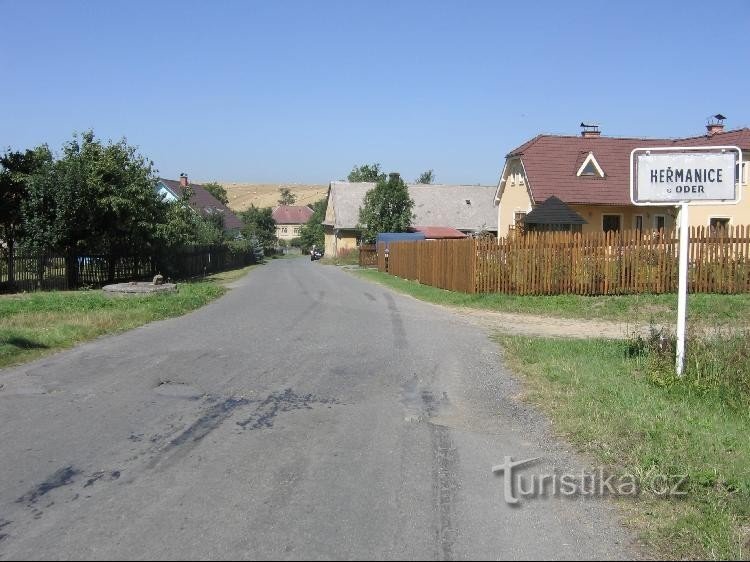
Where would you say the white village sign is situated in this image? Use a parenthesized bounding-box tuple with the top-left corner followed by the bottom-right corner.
(630, 146, 742, 375)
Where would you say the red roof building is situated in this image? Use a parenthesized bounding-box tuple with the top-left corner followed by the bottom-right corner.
(495, 121, 750, 237)
(272, 205, 314, 240)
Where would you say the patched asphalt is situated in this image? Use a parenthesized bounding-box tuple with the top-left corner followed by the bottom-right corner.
(0, 259, 635, 560)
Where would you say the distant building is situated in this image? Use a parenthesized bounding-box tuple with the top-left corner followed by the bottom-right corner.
(272, 205, 314, 241)
(158, 174, 244, 234)
(322, 182, 496, 257)
(495, 120, 750, 237)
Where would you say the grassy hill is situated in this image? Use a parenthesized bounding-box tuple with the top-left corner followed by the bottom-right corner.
(205, 182, 329, 212)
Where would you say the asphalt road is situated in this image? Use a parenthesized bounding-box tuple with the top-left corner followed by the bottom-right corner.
(0, 259, 634, 560)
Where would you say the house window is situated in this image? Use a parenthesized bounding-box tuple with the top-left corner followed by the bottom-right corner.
(654, 215, 666, 232)
(513, 211, 527, 231)
(293, 226, 300, 234)
(710, 217, 730, 233)
(577, 153, 605, 178)
(282, 226, 288, 234)
(634, 215, 644, 232)
(602, 214, 621, 233)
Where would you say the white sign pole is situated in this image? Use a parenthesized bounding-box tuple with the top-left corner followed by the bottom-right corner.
(675, 203, 689, 376)
(630, 146, 741, 377)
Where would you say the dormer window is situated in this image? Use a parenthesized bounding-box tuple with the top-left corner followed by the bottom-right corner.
(576, 152, 605, 178)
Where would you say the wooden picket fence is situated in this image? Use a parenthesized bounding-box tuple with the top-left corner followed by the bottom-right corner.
(379, 226, 750, 295)
(358, 245, 378, 268)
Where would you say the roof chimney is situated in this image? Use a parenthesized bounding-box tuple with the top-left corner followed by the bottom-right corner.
(706, 114, 726, 136)
(388, 172, 401, 183)
(179, 173, 189, 187)
(580, 122, 601, 138)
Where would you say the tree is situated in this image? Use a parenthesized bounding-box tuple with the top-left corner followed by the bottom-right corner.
(277, 187, 297, 206)
(202, 181, 229, 205)
(347, 163, 386, 183)
(22, 131, 167, 285)
(358, 173, 414, 244)
(156, 186, 224, 248)
(298, 198, 327, 252)
(415, 169, 435, 184)
(0, 146, 53, 288)
(240, 205, 277, 251)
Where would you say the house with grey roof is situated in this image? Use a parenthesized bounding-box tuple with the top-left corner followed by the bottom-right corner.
(157, 174, 244, 234)
(322, 181, 497, 257)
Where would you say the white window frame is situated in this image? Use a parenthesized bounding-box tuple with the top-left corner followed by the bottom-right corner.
(576, 152, 605, 178)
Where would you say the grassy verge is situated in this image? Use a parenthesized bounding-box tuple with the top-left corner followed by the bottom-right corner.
(353, 268, 750, 326)
(499, 334, 750, 560)
(0, 265, 257, 369)
(320, 248, 360, 266)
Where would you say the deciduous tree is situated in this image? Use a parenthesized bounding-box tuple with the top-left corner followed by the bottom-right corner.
(0, 146, 53, 288)
(358, 173, 414, 244)
(347, 163, 386, 183)
(298, 198, 327, 252)
(202, 181, 229, 205)
(277, 187, 297, 206)
(415, 169, 434, 184)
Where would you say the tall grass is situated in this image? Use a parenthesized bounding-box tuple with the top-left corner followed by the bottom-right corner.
(501, 334, 750, 560)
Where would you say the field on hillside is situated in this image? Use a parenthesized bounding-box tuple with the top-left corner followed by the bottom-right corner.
(208, 183, 329, 212)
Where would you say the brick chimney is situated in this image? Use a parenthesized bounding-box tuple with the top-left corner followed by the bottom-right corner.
(706, 114, 726, 136)
(179, 173, 189, 187)
(580, 122, 601, 138)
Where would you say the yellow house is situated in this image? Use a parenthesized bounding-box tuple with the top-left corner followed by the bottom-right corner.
(323, 181, 497, 257)
(272, 205, 314, 241)
(495, 121, 750, 237)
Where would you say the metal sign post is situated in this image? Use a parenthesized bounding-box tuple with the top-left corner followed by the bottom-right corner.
(675, 203, 689, 375)
(630, 146, 741, 376)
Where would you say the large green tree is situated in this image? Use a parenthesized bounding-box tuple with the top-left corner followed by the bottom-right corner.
(240, 205, 277, 250)
(358, 173, 414, 243)
(202, 181, 229, 205)
(298, 198, 327, 252)
(22, 131, 167, 284)
(347, 163, 386, 183)
(0, 146, 53, 288)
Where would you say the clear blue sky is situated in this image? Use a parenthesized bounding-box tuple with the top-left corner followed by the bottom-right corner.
(3, 0, 748, 185)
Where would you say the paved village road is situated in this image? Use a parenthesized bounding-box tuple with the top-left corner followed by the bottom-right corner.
(0, 259, 635, 560)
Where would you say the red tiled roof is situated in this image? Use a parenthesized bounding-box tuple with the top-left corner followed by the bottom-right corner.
(160, 178, 244, 231)
(410, 226, 467, 239)
(272, 205, 314, 225)
(506, 128, 750, 206)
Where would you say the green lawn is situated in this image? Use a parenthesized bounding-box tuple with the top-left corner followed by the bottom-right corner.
(354, 269, 750, 326)
(499, 334, 750, 560)
(0, 265, 257, 369)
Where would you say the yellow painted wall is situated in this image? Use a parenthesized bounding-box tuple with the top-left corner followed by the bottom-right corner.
(276, 224, 302, 241)
(571, 205, 676, 233)
(685, 156, 750, 228)
(496, 158, 533, 237)
(323, 226, 359, 257)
